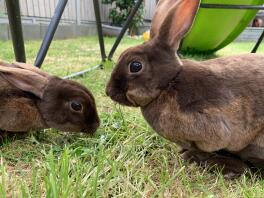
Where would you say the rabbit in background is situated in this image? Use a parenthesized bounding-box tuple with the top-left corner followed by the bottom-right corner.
(0, 61, 100, 134)
(106, 0, 264, 176)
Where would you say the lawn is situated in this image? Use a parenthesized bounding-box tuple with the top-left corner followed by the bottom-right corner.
(0, 36, 264, 197)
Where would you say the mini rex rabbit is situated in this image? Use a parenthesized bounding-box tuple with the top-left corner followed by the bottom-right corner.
(106, 0, 264, 175)
(0, 61, 99, 134)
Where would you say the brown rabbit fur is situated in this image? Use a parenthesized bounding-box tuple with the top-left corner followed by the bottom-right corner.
(0, 61, 100, 134)
(106, 0, 264, 175)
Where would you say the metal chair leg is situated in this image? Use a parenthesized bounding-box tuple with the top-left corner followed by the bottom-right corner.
(93, 0, 107, 63)
(251, 29, 264, 53)
(35, 0, 68, 67)
(5, 0, 26, 63)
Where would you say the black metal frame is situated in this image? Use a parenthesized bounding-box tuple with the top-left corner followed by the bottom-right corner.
(34, 0, 68, 67)
(200, 4, 264, 10)
(5, 0, 26, 63)
(5, 1, 264, 78)
(93, 0, 107, 63)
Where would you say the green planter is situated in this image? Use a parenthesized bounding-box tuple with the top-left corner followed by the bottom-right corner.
(181, 0, 264, 53)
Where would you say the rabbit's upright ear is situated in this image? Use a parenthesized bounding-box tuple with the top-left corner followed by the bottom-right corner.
(0, 65, 49, 98)
(150, 0, 176, 39)
(153, 0, 200, 50)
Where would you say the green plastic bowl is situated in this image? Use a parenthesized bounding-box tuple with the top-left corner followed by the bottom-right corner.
(181, 0, 264, 53)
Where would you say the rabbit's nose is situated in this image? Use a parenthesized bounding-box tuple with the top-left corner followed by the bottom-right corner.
(106, 88, 110, 96)
(83, 121, 99, 134)
(91, 121, 100, 133)
(105, 84, 112, 97)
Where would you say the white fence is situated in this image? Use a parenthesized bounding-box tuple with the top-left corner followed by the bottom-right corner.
(0, 0, 156, 24)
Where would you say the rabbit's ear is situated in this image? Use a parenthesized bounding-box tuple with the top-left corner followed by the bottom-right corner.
(154, 0, 200, 50)
(150, 0, 176, 39)
(0, 60, 12, 67)
(0, 65, 49, 98)
(12, 62, 50, 78)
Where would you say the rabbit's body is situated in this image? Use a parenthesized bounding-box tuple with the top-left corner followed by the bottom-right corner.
(0, 61, 100, 134)
(0, 78, 46, 132)
(106, 0, 264, 174)
(142, 54, 264, 154)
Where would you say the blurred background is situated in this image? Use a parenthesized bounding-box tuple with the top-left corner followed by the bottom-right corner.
(0, 0, 263, 41)
(0, 0, 155, 40)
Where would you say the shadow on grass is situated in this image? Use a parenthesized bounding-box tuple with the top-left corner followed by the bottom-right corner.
(0, 131, 30, 145)
(180, 51, 219, 61)
(0, 130, 95, 149)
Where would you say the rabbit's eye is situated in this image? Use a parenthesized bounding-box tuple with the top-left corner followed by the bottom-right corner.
(70, 101, 83, 112)
(129, 61, 142, 73)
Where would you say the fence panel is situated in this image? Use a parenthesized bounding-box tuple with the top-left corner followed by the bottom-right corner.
(144, 0, 156, 20)
(80, 0, 96, 22)
(0, 0, 6, 15)
(0, 0, 157, 23)
(100, 2, 112, 23)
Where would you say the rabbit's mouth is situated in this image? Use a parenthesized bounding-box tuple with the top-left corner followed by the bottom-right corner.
(106, 87, 136, 107)
(45, 120, 99, 134)
(84, 121, 100, 134)
(126, 93, 139, 107)
(111, 93, 136, 107)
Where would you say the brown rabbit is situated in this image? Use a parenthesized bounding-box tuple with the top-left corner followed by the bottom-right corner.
(106, 0, 264, 176)
(0, 61, 99, 134)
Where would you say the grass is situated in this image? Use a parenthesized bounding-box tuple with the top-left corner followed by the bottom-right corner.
(0, 36, 264, 197)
